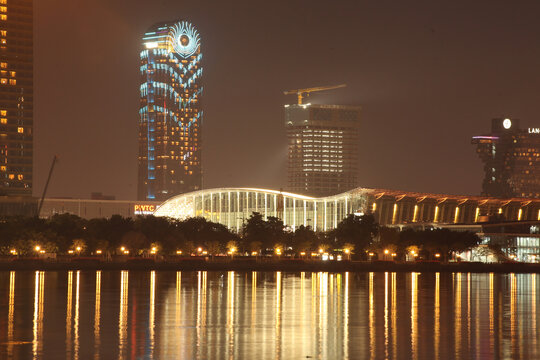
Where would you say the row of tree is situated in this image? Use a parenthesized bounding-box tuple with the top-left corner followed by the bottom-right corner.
(0, 212, 481, 261)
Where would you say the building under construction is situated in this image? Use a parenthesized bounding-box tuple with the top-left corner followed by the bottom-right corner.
(284, 85, 360, 197)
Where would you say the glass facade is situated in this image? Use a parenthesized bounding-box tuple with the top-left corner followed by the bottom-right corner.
(154, 187, 540, 232)
(0, 0, 32, 196)
(138, 20, 202, 201)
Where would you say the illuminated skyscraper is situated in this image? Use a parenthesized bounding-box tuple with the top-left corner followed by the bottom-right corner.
(472, 118, 540, 198)
(285, 104, 360, 197)
(0, 0, 33, 196)
(138, 20, 202, 201)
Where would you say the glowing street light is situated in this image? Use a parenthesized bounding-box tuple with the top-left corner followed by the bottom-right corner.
(10, 249, 17, 255)
(120, 246, 126, 252)
(197, 247, 203, 253)
(176, 250, 183, 255)
(384, 249, 389, 254)
(96, 250, 102, 255)
(435, 253, 441, 258)
(34, 245, 41, 252)
(275, 248, 282, 256)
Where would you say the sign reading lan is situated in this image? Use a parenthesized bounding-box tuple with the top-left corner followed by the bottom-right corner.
(528, 128, 540, 134)
(134, 204, 156, 215)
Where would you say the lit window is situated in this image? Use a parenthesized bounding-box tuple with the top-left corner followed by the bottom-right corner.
(9, 71, 14, 77)
(0, 118, 6, 124)
(1, 39, 5, 45)
(0, 62, 6, 68)
(17, 174, 22, 180)
(8, 174, 13, 179)
(0, 166, 5, 171)
(0, 30, 5, 37)
(0, 78, 6, 84)
(0, 110, 5, 116)
(0, 0, 6, 5)
(0, 15, 6, 21)
(17, 127, 23, 133)
(8, 79, 15, 85)
(0, 7, 6, 12)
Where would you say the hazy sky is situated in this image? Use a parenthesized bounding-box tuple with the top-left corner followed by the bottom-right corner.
(34, 0, 540, 200)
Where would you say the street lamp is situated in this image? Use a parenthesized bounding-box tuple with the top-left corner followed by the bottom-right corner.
(35, 245, 41, 252)
(344, 248, 351, 261)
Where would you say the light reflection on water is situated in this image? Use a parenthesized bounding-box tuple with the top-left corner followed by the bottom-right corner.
(0, 271, 538, 359)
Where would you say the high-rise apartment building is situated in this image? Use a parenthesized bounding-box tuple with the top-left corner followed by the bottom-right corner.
(0, 0, 33, 196)
(286, 104, 360, 197)
(472, 118, 540, 198)
(138, 20, 202, 201)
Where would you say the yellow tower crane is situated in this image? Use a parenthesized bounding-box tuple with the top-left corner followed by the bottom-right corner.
(283, 84, 346, 105)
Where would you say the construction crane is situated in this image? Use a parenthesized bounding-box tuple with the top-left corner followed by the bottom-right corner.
(283, 84, 346, 105)
(37, 155, 57, 218)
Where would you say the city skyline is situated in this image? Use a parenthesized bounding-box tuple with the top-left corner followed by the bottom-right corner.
(34, 0, 540, 200)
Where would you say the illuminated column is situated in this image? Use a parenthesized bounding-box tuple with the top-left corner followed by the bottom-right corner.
(201, 193, 204, 217)
(293, 198, 296, 230)
(518, 208, 523, 221)
(474, 207, 480, 222)
(210, 193, 213, 222)
(454, 206, 460, 223)
(314, 202, 317, 231)
(237, 191, 240, 231)
(283, 197, 287, 226)
(255, 192, 258, 213)
(264, 193, 268, 220)
(334, 199, 338, 229)
(274, 194, 277, 217)
(392, 203, 398, 224)
(245, 191, 248, 218)
(324, 200, 328, 231)
(413, 205, 418, 222)
(219, 192, 222, 222)
(228, 191, 231, 229)
(303, 200, 307, 227)
(434, 206, 440, 223)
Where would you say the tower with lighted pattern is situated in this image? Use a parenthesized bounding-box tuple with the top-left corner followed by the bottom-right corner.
(138, 20, 203, 201)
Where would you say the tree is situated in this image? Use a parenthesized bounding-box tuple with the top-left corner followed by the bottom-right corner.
(332, 214, 379, 258)
(290, 225, 318, 253)
(241, 212, 287, 251)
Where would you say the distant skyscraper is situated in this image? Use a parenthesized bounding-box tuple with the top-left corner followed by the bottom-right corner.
(138, 20, 202, 201)
(472, 118, 540, 198)
(0, 0, 33, 196)
(285, 104, 360, 197)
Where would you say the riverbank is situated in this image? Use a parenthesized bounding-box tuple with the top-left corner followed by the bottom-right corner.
(1, 258, 539, 273)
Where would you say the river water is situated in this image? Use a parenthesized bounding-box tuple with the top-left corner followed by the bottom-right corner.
(0, 271, 538, 359)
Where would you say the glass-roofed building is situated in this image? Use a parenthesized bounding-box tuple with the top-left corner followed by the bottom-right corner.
(154, 187, 540, 232)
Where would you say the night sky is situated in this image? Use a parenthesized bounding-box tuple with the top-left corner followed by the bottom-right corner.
(35, 0, 540, 200)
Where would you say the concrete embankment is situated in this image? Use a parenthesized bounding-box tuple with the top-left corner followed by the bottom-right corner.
(0, 259, 539, 273)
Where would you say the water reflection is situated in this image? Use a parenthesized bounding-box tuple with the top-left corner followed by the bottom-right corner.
(7, 271, 15, 358)
(94, 271, 101, 360)
(32, 271, 44, 359)
(1, 271, 539, 359)
(118, 270, 129, 360)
